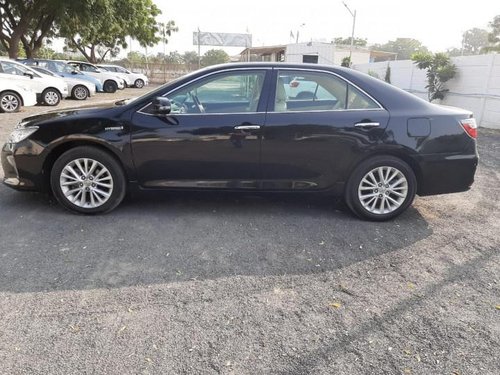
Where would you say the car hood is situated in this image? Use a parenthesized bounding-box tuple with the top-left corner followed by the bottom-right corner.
(20, 103, 121, 126)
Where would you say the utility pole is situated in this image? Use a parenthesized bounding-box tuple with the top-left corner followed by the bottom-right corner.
(197, 27, 201, 69)
(342, 2, 356, 63)
(296, 23, 305, 44)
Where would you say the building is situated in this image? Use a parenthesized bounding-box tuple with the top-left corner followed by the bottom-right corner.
(239, 42, 397, 65)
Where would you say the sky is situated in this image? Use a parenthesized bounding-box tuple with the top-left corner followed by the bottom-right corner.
(126, 0, 499, 57)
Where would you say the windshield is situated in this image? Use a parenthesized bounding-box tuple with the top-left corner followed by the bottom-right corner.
(53, 61, 76, 74)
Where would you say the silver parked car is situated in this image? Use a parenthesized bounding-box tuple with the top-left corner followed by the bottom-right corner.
(31, 67, 96, 100)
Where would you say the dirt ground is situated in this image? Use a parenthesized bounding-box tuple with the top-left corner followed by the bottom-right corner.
(0, 88, 499, 374)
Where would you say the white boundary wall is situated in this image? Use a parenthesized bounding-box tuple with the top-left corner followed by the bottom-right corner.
(353, 54, 500, 129)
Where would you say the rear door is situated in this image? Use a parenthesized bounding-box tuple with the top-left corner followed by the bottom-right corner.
(260, 68, 390, 191)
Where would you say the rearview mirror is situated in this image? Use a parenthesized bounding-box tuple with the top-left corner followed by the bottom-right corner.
(153, 97, 171, 115)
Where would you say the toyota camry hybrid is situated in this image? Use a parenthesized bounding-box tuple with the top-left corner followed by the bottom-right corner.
(1, 63, 478, 220)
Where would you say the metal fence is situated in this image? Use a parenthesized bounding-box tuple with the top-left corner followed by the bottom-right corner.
(121, 62, 198, 84)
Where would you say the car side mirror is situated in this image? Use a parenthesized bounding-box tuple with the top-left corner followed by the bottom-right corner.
(153, 97, 171, 115)
(95, 69, 101, 73)
(24, 72, 34, 79)
(71, 71, 78, 75)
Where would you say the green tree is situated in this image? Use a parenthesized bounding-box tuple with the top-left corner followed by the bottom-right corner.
(462, 28, 489, 55)
(126, 51, 146, 63)
(412, 52, 457, 102)
(384, 64, 391, 84)
(200, 49, 230, 67)
(59, 0, 163, 63)
(371, 38, 429, 60)
(341, 56, 351, 67)
(483, 15, 500, 53)
(182, 51, 199, 65)
(0, 0, 84, 58)
(334, 37, 367, 47)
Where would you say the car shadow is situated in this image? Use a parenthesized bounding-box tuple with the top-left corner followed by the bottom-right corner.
(0, 186, 432, 293)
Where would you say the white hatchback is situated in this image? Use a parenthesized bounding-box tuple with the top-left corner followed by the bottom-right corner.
(97, 64, 149, 88)
(0, 77, 37, 113)
(0, 59, 68, 106)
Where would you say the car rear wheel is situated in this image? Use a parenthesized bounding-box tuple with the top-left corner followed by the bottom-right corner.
(42, 88, 61, 106)
(72, 85, 89, 100)
(0, 91, 21, 113)
(134, 79, 145, 88)
(50, 146, 126, 214)
(103, 80, 118, 93)
(345, 156, 417, 221)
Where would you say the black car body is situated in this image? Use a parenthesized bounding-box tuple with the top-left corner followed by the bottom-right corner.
(1, 63, 478, 220)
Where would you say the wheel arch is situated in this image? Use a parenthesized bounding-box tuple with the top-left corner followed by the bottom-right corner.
(41, 139, 129, 192)
(346, 150, 423, 195)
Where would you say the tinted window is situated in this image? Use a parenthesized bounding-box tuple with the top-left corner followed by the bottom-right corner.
(274, 70, 380, 112)
(347, 84, 380, 109)
(275, 70, 347, 112)
(165, 71, 266, 114)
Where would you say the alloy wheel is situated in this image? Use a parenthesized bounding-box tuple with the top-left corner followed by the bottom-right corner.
(73, 86, 88, 100)
(59, 158, 114, 208)
(357, 166, 408, 215)
(1, 94, 19, 112)
(45, 91, 60, 105)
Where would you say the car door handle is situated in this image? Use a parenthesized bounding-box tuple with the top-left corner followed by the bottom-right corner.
(234, 125, 261, 130)
(355, 122, 380, 128)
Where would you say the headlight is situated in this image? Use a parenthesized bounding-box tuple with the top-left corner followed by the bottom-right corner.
(7, 126, 38, 144)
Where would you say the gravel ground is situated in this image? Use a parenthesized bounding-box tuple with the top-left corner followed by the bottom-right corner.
(0, 89, 499, 374)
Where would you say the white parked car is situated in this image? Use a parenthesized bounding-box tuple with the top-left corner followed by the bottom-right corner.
(66, 61, 125, 93)
(97, 64, 149, 88)
(0, 58, 68, 106)
(0, 77, 37, 113)
(31, 66, 96, 100)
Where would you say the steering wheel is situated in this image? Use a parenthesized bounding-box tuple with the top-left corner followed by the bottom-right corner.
(190, 92, 205, 113)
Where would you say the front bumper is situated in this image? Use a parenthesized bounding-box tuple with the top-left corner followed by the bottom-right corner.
(1, 141, 45, 191)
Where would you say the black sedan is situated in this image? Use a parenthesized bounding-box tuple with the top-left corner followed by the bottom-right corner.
(1, 63, 478, 220)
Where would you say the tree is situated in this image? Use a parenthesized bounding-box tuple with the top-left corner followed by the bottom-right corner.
(334, 37, 367, 47)
(58, 0, 163, 63)
(483, 15, 500, 53)
(0, 0, 84, 58)
(412, 52, 457, 102)
(371, 38, 429, 60)
(200, 49, 230, 67)
(182, 51, 199, 65)
(462, 28, 489, 55)
(341, 56, 351, 67)
(384, 64, 391, 84)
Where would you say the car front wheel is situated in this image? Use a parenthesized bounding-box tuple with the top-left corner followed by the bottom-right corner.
(103, 80, 118, 93)
(345, 156, 417, 221)
(50, 146, 126, 214)
(72, 85, 89, 100)
(0, 91, 21, 113)
(134, 79, 145, 88)
(42, 89, 61, 106)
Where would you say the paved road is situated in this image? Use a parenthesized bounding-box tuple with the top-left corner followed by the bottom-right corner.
(0, 90, 499, 374)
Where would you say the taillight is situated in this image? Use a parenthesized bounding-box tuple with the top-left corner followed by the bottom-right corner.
(460, 118, 477, 139)
(289, 81, 299, 88)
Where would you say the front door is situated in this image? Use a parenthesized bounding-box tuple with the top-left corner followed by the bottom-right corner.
(131, 69, 270, 189)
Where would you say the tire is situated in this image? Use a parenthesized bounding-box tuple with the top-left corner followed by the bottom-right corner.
(42, 88, 61, 106)
(50, 146, 126, 214)
(103, 80, 118, 93)
(0, 91, 22, 113)
(72, 85, 89, 100)
(134, 79, 145, 88)
(345, 156, 417, 221)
